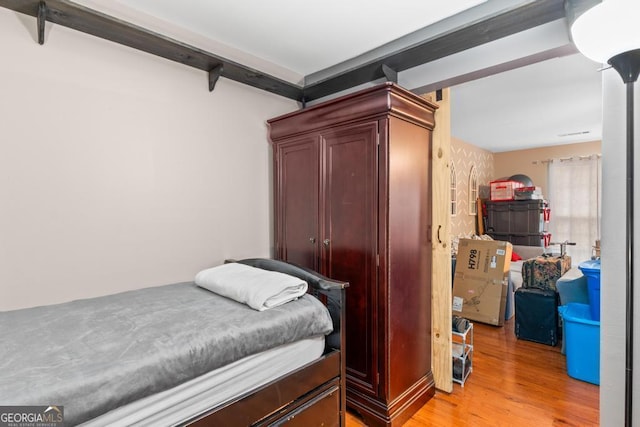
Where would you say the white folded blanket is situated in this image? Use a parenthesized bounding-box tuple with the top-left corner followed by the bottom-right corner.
(195, 263, 308, 311)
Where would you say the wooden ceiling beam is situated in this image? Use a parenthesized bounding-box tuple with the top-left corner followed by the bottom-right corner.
(0, 0, 568, 103)
(303, 0, 567, 101)
(0, 0, 304, 100)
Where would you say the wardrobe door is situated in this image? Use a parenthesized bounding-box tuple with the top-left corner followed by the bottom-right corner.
(321, 122, 379, 396)
(275, 137, 320, 271)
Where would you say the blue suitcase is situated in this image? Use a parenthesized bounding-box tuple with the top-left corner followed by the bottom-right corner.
(515, 287, 559, 346)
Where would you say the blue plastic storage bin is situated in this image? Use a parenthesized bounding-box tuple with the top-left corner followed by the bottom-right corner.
(578, 259, 601, 321)
(558, 303, 600, 385)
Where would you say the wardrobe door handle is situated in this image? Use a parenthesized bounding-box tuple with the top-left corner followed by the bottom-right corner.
(309, 237, 316, 244)
(323, 239, 330, 247)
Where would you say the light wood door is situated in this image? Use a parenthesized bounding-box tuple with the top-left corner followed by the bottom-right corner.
(424, 89, 453, 393)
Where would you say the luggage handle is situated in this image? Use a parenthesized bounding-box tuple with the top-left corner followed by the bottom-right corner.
(549, 240, 576, 257)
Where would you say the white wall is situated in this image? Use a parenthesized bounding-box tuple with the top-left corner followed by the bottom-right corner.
(0, 8, 297, 310)
(600, 62, 640, 425)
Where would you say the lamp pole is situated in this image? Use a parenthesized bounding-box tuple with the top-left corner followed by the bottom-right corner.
(570, 0, 640, 423)
(607, 48, 640, 427)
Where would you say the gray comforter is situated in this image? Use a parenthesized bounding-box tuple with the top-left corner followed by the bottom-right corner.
(0, 282, 333, 425)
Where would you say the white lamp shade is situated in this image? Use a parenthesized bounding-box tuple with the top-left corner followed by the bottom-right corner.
(571, 0, 640, 63)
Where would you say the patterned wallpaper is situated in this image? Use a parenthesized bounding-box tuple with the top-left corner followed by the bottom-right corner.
(450, 137, 494, 238)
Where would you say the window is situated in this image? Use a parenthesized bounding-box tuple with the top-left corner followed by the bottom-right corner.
(548, 155, 601, 262)
(450, 162, 457, 216)
(469, 165, 478, 216)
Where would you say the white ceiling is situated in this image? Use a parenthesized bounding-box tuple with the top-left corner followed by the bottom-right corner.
(73, 0, 603, 153)
(451, 53, 602, 152)
(108, 0, 487, 76)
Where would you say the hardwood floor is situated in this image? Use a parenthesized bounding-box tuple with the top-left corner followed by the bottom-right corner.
(346, 317, 599, 426)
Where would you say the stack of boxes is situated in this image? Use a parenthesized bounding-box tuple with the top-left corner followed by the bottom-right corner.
(486, 180, 551, 248)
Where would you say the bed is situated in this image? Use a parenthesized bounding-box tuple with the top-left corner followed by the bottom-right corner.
(0, 258, 347, 426)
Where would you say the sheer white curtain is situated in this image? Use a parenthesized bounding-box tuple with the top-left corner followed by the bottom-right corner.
(547, 155, 601, 264)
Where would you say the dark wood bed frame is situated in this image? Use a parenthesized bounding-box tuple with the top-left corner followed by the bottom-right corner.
(184, 258, 348, 426)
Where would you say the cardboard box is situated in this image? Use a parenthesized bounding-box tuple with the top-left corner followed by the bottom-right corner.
(452, 275, 508, 326)
(452, 239, 513, 326)
(455, 239, 512, 280)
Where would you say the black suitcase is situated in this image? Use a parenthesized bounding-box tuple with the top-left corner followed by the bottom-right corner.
(514, 287, 559, 346)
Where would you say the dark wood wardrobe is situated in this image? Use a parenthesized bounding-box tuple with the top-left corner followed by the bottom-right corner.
(268, 83, 437, 426)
